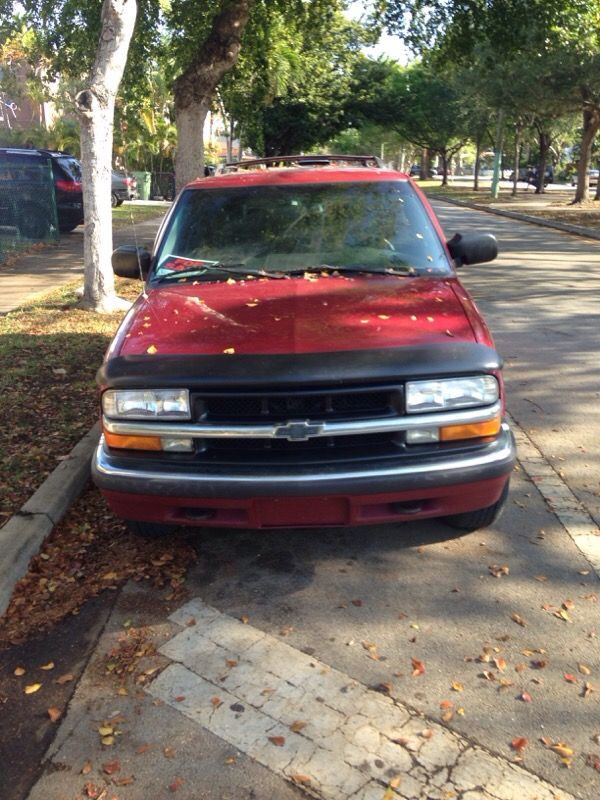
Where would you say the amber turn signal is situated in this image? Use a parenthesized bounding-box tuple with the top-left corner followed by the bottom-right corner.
(104, 430, 162, 451)
(439, 415, 502, 442)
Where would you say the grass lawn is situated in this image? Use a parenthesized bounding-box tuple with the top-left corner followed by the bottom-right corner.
(112, 202, 170, 227)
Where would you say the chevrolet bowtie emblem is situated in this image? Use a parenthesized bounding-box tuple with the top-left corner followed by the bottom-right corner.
(273, 420, 325, 442)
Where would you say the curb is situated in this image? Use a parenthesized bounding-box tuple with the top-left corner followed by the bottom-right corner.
(428, 192, 600, 241)
(0, 422, 100, 616)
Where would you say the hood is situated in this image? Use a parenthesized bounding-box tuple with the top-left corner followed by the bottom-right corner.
(115, 274, 476, 357)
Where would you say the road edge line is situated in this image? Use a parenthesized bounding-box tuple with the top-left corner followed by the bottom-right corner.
(0, 422, 100, 615)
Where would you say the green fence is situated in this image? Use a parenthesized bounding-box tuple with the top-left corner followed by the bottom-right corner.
(0, 151, 59, 264)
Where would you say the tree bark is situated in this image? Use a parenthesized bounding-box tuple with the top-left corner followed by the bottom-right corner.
(534, 128, 550, 195)
(511, 126, 521, 197)
(173, 0, 254, 193)
(574, 109, 600, 203)
(76, 0, 137, 312)
(440, 151, 448, 186)
(473, 133, 482, 191)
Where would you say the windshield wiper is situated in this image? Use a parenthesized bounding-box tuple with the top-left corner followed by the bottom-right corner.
(286, 264, 418, 277)
(154, 262, 286, 283)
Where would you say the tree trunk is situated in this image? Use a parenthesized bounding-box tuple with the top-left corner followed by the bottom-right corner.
(440, 152, 448, 186)
(535, 129, 550, 195)
(173, 0, 254, 194)
(473, 133, 482, 191)
(420, 148, 430, 180)
(76, 0, 137, 313)
(512, 126, 521, 197)
(574, 109, 600, 203)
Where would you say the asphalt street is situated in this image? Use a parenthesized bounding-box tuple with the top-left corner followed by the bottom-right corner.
(5, 200, 600, 800)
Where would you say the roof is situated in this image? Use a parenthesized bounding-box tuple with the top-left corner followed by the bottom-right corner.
(187, 166, 409, 190)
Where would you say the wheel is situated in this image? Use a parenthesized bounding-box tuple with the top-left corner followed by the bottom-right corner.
(111, 192, 119, 207)
(125, 520, 177, 537)
(443, 480, 510, 532)
(116, 198, 124, 206)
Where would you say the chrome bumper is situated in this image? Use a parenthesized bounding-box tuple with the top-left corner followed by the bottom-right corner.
(92, 423, 516, 499)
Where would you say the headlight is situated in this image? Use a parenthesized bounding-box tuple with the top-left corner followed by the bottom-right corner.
(102, 389, 191, 420)
(406, 376, 498, 414)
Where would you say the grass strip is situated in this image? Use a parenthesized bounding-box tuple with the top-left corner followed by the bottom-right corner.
(0, 278, 141, 527)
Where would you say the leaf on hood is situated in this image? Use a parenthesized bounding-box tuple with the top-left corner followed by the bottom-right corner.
(146, 345, 158, 354)
(223, 347, 235, 354)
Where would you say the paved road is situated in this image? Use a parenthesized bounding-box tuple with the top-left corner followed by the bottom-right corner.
(431, 199, 600, 529)
(8, 203, 600, 800)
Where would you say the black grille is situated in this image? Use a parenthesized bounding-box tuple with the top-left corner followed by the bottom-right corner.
(194, 386, 400, 423)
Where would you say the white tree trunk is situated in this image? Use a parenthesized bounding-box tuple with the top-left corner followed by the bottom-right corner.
(174, 101, 208, 193)
(77, 0, 137, 312)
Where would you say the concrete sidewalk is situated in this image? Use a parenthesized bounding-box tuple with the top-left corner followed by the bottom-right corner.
(0, 215, 164, 314)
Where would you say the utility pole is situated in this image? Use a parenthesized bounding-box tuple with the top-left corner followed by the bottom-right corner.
(490, 110, 504, 198)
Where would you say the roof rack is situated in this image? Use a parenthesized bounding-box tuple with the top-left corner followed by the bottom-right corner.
(222, 154, 383, 172)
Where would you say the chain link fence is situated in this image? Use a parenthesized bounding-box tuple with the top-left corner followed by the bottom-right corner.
(0, 151, 59, 264)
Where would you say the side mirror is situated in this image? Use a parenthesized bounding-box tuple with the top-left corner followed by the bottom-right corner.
(447, 233, 498, 267)
(111, 246, 151, 279)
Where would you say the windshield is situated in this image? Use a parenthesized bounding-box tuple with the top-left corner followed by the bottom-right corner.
(152, 180, 451, 282)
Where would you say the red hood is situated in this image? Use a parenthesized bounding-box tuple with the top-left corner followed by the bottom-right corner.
(114, 274, 477, 357)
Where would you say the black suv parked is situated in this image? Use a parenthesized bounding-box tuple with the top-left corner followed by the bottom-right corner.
(0, 147, 84, 234)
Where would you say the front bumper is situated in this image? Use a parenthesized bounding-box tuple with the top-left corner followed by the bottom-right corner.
(93, 424, 516, 528)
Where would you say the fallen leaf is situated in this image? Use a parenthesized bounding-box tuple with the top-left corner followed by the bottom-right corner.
(531, 660, 547, 669)
(441, 709, 454, 722)
(439, 700, 453, 709)
(81, 761, 92, 775)
(40, 661, 55, 670)
(550, 743, 575, 758)
(534, 575, 548, 582)
(553, 609, 571, 622)
(480, 670, 496, 682)
(488, 564, 509, 578)
(520, 691, 533, 703)
(103, 759, 121, 775)
(84, 782, 101, 798)
(47, 706, 62, 723)
(169, 777, 184, 792)
(290, 774, 312, 784)
(511, 612, 527, 627)
(224, 756, 236, 765)
(55, 673, 74, 685)
(511, 737, 528, 753)
(583, 681, 598, 699)
(494, 657, 507, 672)
(456, 707, 465, 716)
(451, 681, 464, 692)
(101, 735, 115, 746)
(114, 776, 135, 786)
(210, 696, 222, 708)
(290, 720, 307, 732)
(563, 599, 575, 610)
(174, 695, 186, 702)
(226, 659, 238, 668)
(579, 664, 592, 675)
(514, 663, 527, 673)
(564, 673, 578, 684)
(587, 754, 600, 772)
(101, 571, 118, 581)
(420, 729, 434, 739)
(163, 746, 175, 759)
(98, 725, 113, 737)
(268, 736, 286, 746)
(411, 658, 425, 677)
(351, 599, 363, 607)
(498, 678, 515, 689)
(136, 743, 153, 754)
(24, 683, 42, 694)
(13, 666, 25, 676)
(240, 614, 249, 624)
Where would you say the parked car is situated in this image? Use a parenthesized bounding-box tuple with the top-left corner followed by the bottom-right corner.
(111, 171, 137, 206)
(571, 169, 599, 186)
(408, 164, 437, 178)
(94, 153, 516, 536)
(509, 166, 554, 186)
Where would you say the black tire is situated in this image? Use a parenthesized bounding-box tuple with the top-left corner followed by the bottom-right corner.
(444, 479, 510, 532)
(125, 520, 177, 537)
(116, 198, 124, 206)
(111, 192, 119, 208)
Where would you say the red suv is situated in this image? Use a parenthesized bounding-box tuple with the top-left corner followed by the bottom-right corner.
(93, 155, 515, 535)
